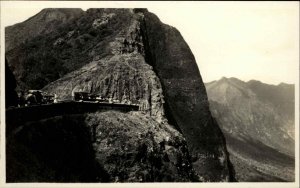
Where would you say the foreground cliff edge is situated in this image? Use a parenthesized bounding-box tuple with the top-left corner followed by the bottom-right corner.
(6, 8, 235, 182)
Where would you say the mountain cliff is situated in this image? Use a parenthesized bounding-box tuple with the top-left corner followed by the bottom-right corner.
(7, 111, 197, 182)
(6, 8, 234, 182)
(205, 77, 295, 181)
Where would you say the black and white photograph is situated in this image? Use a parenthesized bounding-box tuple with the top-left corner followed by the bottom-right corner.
(0, 1, 299, 187)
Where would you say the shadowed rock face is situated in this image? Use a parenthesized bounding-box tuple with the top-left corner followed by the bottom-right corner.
(6, 8, 234, 182)
(141, 12, 234, 181)
(5, 58, 18, 108)
(7, 111, 197, 182)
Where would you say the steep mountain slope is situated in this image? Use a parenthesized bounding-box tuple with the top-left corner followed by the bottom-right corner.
(141, 12, 234, 181)
(7, 111, 197, 182)
(5, 8, 84, 52)
(6, 8, 234, 181)
(247, 80, 295, 126)
(6, 9, 131, 90)
(205, 77, 295, 181)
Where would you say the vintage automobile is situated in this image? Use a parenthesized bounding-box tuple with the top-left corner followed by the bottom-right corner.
(23, 90, 55, 106)
(73, 92, 107, 103)
(25, 90, 43, 106)
(73, 92, 89, 102)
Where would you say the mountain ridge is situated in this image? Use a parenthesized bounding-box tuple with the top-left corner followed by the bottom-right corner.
(206, 77, 295, 87)
(205, 77, 295, 181)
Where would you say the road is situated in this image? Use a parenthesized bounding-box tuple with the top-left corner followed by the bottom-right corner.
(6, 101, 139, 134)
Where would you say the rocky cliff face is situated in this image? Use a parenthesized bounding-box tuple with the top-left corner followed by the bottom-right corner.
(7, 111, 197, 182)
(6, 8, 234, 182)
(140, 11, 234, 181)
(205, 77, 295, 181)
(42, 16, 166, 123)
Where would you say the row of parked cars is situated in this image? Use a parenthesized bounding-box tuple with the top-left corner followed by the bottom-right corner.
(17, 91, 133, 107)
(73, 92, 125, 104)
(18, 90, 55, 107)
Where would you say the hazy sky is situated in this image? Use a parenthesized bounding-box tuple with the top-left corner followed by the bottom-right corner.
(1, 1, 299, 84)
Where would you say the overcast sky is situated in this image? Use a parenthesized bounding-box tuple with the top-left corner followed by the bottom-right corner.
(1, 1, 299, 84)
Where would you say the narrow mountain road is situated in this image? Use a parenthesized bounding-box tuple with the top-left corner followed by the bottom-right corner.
(6, 101, 139, 135)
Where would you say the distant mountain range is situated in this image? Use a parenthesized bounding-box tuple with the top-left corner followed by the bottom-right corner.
(205, 77, 295, 181)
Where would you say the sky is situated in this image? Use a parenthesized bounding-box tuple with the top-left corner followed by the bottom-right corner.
(1, 1, 299, 84)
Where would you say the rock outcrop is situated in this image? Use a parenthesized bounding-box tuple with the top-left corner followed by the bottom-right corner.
(7, 111, 197, 182)
(140, 11, 234, 181)
(6, 8, 234, 182)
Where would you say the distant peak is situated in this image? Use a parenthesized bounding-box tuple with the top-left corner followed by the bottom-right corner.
(278, 82, 294, 87)
(247, 80, 262, 84)
(219, 77, 230, 82)
(219, 77, 243, 83)
(40, 8, 84, 12)
(133, 8, 148, 13)
(38, 8, 84, 17)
